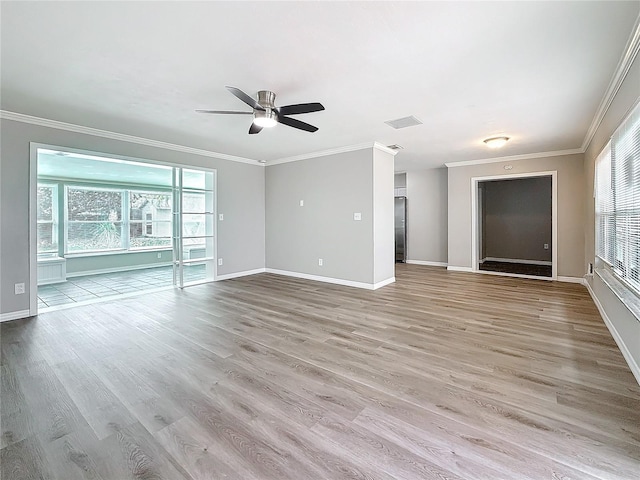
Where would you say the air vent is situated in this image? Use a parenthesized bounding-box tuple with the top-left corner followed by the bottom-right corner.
(384, 116, 422, 129)
(386, 144, 404, 150)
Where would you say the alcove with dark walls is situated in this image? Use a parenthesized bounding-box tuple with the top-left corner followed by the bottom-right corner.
(479, 176, 552, 277)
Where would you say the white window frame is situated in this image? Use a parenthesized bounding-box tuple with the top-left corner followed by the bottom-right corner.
(128, 189, 172, 251)
(29, 142, 218, 317)
(594, 101, 640, 298)
(36, 183, 59, 256)
(64, 185, 125, 254)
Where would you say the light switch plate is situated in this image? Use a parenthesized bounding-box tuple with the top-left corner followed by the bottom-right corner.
(219, 213, 224, 221)
(354, 212, 362, 221)
(299, 200, 304, 207)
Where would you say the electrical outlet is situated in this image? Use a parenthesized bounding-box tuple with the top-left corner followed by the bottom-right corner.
(544, 243, 549, 250)
(299, 200, 304, 207)
(354, 212, 362, 221)
(318, 258, 323, 266)
(14, 283, 25, 295)
(157, 253, 162, 259)
(218, 258, 223, 266)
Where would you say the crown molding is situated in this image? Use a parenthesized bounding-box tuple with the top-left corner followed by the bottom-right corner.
(581, 14, 640, 152)
(444, 148, 583, 168)
(373, 142, 400, 156)
(268, 141, 398, 166)
(0, 110, 261, 166)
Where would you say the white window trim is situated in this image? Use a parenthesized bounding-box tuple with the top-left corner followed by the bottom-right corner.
(594, 100, 640, 313)
(36, 183, 59, 256)
(30, 142, 218, 317)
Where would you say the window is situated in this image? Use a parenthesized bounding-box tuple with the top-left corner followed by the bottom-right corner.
(37, 184, 58, 255)
(64, 187, 174, 253)
(129, 191, 172, 249)
(145, 214, 153, 235)
(65, 187, 123, 252)
(595, 103, 640, 294)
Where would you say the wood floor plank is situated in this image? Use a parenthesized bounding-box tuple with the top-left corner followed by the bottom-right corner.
(52, 360, 138, 440)
(13, 361, 88, 444)
(1, 436, 54, 480)
(1, 365, 35, 449)
(37, 424, 106, 480)
(98, 422, 195, 480)
(154, 415, 260, 480)
(1, 264, 638, 479)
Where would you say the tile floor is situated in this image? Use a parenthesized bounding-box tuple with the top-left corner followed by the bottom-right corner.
(38, 264, 205, 309)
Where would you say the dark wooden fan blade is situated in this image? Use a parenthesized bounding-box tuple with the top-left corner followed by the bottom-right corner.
(225, 86, 264, 110)
(249, 123, 263, 134)
(195, 110, 253, 114)
(277, 115, 318, 132)
(277, 102, 325, 116)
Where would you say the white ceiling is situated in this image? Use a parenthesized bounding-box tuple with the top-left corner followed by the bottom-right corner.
(2, 1, 639, 170)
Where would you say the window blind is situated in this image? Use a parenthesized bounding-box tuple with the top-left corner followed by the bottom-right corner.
(595, 143, 613, 264)
(595, 102, 640, 294)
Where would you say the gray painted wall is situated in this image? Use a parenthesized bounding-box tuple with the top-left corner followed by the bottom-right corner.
(481, 176, 552, 262)
(447, 153, 584, 277)
(0, 118, 265, 315)
(266, 147, 394, 285)
(583, 50, 640, 381)
(405, 168, 448, 264)
(394, 173, 406, 188)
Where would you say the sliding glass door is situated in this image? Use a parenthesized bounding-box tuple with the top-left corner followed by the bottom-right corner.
(172, 168, 216, 287)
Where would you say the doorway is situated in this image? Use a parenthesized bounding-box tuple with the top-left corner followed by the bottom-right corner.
(29, 144, 217, 315)
(472, 171, 557, 280)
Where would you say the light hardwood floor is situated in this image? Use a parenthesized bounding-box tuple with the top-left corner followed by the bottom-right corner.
(2, 264, 639, 479)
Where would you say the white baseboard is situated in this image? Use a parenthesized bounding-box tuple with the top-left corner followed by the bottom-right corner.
(406, 260, 448, 267)
(265, 268, 391, 290)
(584, 281, 640, 386)
(447, 266, 473, 272)
(0, 310, 31, 322)
(66, 262, 173, 278)
(482, 257, 552, 266)
(373, 277, 396, 289)
(557, 276, 587, 285)
(216, 268, 266, 281)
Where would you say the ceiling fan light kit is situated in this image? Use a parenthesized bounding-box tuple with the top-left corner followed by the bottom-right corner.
(197, 86, 324, 134)
(483, 136, 510, 148)
(253, 109, 277, 128)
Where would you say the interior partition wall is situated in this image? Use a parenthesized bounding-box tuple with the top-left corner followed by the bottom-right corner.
(29, 143, 217, 315)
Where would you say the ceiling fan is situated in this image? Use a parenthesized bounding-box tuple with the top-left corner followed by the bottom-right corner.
(196, 86, 324, 134)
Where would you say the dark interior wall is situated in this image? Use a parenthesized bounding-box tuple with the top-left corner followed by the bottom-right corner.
(482, 176, 552, 262)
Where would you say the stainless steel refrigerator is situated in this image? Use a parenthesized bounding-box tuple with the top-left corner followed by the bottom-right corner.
(395, 197, 406, 262)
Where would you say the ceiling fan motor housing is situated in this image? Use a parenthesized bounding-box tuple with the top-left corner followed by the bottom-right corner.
(257, 90, 276, 109)
(254, 91, 277, 127)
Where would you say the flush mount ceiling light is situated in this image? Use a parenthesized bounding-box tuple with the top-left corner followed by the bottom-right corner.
(483, 136, 510, 148)
(253, 109, 277, 128)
